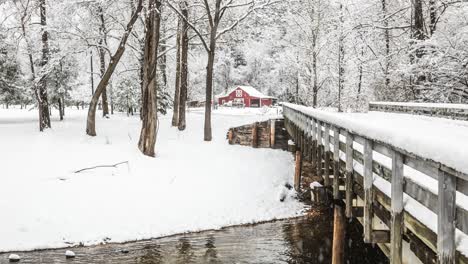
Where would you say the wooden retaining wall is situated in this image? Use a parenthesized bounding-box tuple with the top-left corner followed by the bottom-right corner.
(227, 119, 289, 150)
(369, 102, 468, 121)
(283, 104, 468, 264)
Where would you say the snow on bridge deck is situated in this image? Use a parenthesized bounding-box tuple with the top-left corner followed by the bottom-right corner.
(283, 102, 468, 176)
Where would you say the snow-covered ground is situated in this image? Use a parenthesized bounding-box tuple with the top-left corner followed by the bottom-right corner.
(0, 106, 304, 252)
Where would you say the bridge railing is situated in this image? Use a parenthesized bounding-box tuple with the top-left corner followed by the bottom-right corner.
(282, 103, 468, 264)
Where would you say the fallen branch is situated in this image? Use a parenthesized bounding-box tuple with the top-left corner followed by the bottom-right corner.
(74, 161, 129, 173)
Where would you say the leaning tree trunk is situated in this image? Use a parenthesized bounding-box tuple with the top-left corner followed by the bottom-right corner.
(98, 5, 110, 117)
(171, 20, 182, 127)
(39, 0, 51, 131)
(138, 0, 161, 157)
(86, 0, 143, 136)
(178, 0, 189, 131)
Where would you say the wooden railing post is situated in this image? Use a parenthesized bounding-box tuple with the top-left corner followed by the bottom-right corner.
(311, 119, 317, 167)
(345, 132, 354, 218)
(317, 121, 323, 179)
(324, 124, 331, 186)
(391, 150, 404, 264)
(333, 127, 340, 199)
(270, 119, 276, 148)
(228, 129, 234, 145)
(437, 170, 457, 264)
(252, 122, 258, 148)
(363, 138, 374, 243)
(304, 118, 311, 161)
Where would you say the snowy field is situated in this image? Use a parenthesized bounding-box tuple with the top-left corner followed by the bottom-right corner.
(0, 106, 304, 252)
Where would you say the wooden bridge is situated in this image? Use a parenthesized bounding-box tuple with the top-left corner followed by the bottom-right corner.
(282, 102, 468, 264)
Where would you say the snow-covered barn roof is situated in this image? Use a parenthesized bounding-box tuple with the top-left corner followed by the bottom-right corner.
(217, 86, 275, 99)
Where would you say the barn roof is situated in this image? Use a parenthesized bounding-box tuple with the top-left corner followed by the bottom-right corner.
(218, 86, 275, 99)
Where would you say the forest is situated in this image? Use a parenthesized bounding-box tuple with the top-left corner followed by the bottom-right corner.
(1, 1, 468, 262)
(0, 0, 468, 153)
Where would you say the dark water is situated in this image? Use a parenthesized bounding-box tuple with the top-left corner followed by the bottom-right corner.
(0, 210, 388, 264)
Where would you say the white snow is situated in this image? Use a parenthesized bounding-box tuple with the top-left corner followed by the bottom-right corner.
(370, 101, 468, 110)
(65, 250, 75, 258)
(0, 106, 304, 252)
(7, 254, 20, 261)
(310, 181, 322, 189)
(283, 103, 468, 175)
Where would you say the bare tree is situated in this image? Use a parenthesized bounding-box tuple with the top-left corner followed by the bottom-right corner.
(38, 0, 51, 131)
(168, 0, 274, 141)
(337, 2, 345, 112)
(138, 0, 161, 157)
(86, 0, 144, 136)
(97, 4, 110, 117)
(177, 0, 189, 131)
(171, 19, 181, 126)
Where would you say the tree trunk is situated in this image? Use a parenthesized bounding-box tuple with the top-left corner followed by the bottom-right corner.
(171, 20, 182, 127)
(90, 50, 95, 95)
(138, 0, 161, 157)
(204, 48, 216, 141)
(58, 97, 64, 121)
(337, 3, 345, 112)
(413, 0, 425, 45)
(159, 24, 168, 88)
(412, 0, 427, 95)
(86, 0, 143, 136)
(98, 5, 110, 117)
(382, 0, 390, 89)
(429, 0, 437, 35)
(310, 1, 319, 108)
(39, 0, 51, 131)
(178, 0, 189, 131)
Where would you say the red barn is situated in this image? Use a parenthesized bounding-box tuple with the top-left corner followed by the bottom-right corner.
(217, 86, 276, 107)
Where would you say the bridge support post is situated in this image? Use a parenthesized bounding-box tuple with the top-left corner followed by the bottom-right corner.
(317, 121, 324, 182)
(324, 124, 331, 186)
(270, 119, 276, 148)
(332, 200, 346, 264)
(391, 150, 404, 264)
(363, 138, 374, 243)
(252, 122, 258, 148)
(294, 150, 302, 191)
(345, 132, 354, 218)
(333, 127, 340, 199)
(437, 170, 457, 264)
(311, 119, 317, 168)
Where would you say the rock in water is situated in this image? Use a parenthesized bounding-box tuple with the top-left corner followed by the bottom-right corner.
(8, 254, 20, 262)
(65, 250, 75, 258)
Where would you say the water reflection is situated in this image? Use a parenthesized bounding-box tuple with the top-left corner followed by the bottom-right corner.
(0, 211, 388, 264)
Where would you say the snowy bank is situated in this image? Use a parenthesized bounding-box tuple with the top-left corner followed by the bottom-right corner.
(0, 107, 304, 252)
